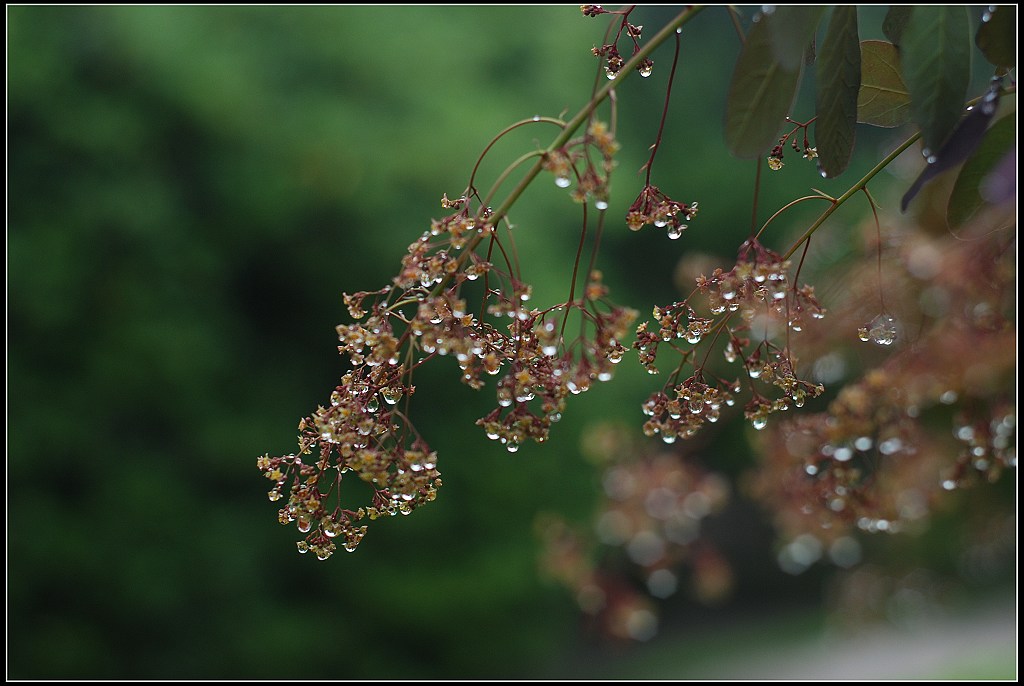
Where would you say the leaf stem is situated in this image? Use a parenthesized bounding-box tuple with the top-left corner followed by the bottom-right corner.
(782, 132, 920, 260)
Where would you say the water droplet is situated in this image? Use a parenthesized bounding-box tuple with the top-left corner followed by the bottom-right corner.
(365, 396, 380, 413)
(594, 199, 609, 210)
(878, 437, 903, 455)
(297, 516, 312, 533)
(296, 541, 310, 554)
(939, 390, 958, 404)
(555, 176, 571, 188)
(675, 26, 682, 34)
(506, 441, 519, 453)
(942, 479, 957, 491)
(926, 154, 938, 164)
(834, 446, 853, 462)
(647, 568, 677, 598)
(805, 464, 818, 475)
(532, 114, 541, 121)
(639, 64, 653, 78)
(955, 425, 975, 441)
(667, 226, 683, 239)
(863, 313, 898, 345)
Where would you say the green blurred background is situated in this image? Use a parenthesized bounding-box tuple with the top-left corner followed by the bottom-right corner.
(7, 5, 1014, 679)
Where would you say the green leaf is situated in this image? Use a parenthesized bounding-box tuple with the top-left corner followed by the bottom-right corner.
(948, 114, 1016, 227)
(768, 6, 826, 70)
(724, 13, 803, 159)
(901, 6, 971, 155)
(815, 6, 860, 178)
(975, 6, 1016, 70)
(901, 84, 1001, 212)
(882, 6, 912, 47)
(857, 40, 911, 128)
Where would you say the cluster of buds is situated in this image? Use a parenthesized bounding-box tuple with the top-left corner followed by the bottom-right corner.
(592, 43, 626, 80)
(543, 120, 620, 207)
(579, 4, 607, 18)
(696, 238, 824, 325)
(641, 376, 738, 443)
(634, 301, 713, 374)
(636, 237, 826, 438)
(767, 118, 818, 171)
(625, 185, 698, 238)
(740, 343, 825, 412)
(478, 281, 636, 452)
(586, 7, 653, 80)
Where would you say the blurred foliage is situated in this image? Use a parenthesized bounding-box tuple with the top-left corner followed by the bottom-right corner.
(7, 5, 1014, 679)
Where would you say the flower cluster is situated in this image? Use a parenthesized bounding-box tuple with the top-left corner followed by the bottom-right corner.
(262, 112, 638, 557)
(641, 375, 738, 443)
(767, 117, 818, 171)
(542, 120, 620, 207)
(634, 301, 713, 374)
(258, 320, 443, 559)
(478, 273, 636, 452)
(635, 237, 826, 442)
(625, 184, 698, 238)
(748, 215, 1016, 544)
(539, 424, 732, 640)
(695, 238, 824, 324)
(585, 6, 653, 80)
